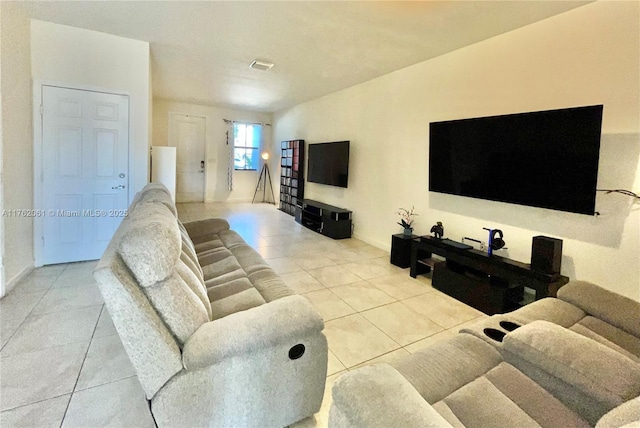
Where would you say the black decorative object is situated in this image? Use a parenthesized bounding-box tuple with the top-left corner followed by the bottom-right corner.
(430, 221, 444, 239)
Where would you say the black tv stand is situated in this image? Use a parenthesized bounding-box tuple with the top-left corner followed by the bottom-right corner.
(410, 236, 569, 314)
(300, 199, 352, 239)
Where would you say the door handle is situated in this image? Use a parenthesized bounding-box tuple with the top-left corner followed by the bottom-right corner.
(112, 185, 126, 189)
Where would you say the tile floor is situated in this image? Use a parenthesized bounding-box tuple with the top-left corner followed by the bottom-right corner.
(0, 202, 486, 427)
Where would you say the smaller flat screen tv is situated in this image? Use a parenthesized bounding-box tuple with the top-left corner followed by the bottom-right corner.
(307, 141, 350, 188)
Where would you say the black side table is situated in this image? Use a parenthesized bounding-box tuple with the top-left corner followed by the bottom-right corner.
(390, 234, 418, 268)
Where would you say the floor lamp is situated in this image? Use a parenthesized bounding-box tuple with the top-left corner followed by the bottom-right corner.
(252, 152, 275, 204)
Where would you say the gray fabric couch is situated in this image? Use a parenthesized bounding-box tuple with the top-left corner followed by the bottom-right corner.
(329, 282, 640, 428)
(94, 183, 328, 427)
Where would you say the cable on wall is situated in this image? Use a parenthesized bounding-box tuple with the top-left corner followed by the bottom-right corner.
(596, 189, 640, 200)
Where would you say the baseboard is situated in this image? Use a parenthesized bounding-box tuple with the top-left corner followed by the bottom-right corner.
(352, 232, 391, 253)
(3, 265, 34, 297)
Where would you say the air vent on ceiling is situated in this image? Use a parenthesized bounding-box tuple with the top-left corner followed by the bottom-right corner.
(249, 60, 274, 71)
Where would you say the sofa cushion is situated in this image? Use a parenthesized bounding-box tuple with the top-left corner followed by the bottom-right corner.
(502, 320, 640, 422)
(572, 316, 640, 361)
(391, 334, 502, 404)
(247, 270, 293, 302)
(558, 281, 640, 338)
(438, 362, 590, 428)
(200, 250, 241, 279)
(596, 396, 640, 428)
(119, 203, 181, 287)
(507, 297, 586, 327)
(138, 184, 178, 216)
(230, 245, 271, 274)
(118, 202, 210, 345)
(210, 288, 266, 320)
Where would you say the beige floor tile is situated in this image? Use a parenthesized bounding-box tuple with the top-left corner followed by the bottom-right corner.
(281, 271, 326, 294)
(361, 302, 443, 346)
(93, 306, 117, 338)
(65, 260, 98, 271)
(307, 265, 362, 288)
(31, 283, 104, 316)
(327, 349, 347, 376)
(352, 245, 389, 260)
(0, 317, 23, 349)
(29, 264, 67, 278)
(0, 394, 70, 428)
(302, 289, 356, 322)
(448, 314, 490, 333)
(330, 281, 396, 312)
(351, 347, 411, 369)
(323, 248, 362, 264)
(8, 274, 57, 295)
(76, 334, 136, 391)
(340, 260, 398, 280)
(1, 306, 101, 357)
(263, 234, 302, 247)
(404, 330, 456, 353)
(0, 291, 46, 325)
(402, 290, 483, 329)
(267, 257, 303, 274)
(368, 273, 433, 300)
(0, 342, 88, 411)
(255, 245, 286, 260)
(62, 377, 155, 428)
(369, 256, 408, 275)
(52, 268, 97, 289)
(291, 254, 336, 271)
(324, 314, 400, 368)
(334, 238, 368, 249)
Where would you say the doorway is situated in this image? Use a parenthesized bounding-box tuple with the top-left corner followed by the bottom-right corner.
(37, 85, 130, 265)
(168, 113, 206, 203)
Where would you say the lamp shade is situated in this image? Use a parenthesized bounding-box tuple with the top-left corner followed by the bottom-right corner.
(261, 152, 270, 160)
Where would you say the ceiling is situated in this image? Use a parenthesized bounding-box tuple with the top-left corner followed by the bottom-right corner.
(18, 1, 591, 113)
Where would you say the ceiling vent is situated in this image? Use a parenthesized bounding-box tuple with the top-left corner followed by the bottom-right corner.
(249, 60, 274, 71)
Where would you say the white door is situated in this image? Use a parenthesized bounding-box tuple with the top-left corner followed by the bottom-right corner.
(169, 113, 205, 202)
(41, 86, 129, 264)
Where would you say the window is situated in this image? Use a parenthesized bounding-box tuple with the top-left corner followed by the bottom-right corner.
(233, 123, 261, 170)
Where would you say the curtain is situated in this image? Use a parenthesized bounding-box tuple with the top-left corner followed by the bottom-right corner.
(225, 120, 234, 191)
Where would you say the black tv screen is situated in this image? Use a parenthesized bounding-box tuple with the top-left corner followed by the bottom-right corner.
(429, 105, 603, 215)
(307, 141, 350, 188)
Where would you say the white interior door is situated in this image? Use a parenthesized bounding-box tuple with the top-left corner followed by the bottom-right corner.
(40, 86, 129, 264)
(169, 113, 205, 202)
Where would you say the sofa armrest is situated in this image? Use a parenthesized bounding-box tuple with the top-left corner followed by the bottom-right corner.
(558, 281, 640, 338)
(182, 295, 323, 370)
(329, 363, 453, 428)
(182, 218, 230, 240)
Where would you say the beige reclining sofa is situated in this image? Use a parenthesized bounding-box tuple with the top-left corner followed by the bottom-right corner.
(330, 281, 640, 427)
(94, 183, 328, 427)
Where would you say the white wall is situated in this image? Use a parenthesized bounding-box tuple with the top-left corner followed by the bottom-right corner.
(0, 3, 34, 295)
(30, 20, 151, 202)
(273, 1, 640, 300)
(153, 99, 272, 202)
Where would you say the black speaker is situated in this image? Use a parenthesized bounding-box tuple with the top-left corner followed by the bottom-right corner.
(531, 236, 563, 274)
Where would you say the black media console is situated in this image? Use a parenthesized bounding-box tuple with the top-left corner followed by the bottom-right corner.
(410, 236, 569, 315)
(298, 199, 352, 239)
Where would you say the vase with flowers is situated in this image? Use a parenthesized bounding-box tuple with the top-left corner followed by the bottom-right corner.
(396, 207, 418, 236)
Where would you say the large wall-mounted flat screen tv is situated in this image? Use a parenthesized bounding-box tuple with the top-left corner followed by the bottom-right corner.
(307, 141, 350, 188)
(429, 105, 603, 215)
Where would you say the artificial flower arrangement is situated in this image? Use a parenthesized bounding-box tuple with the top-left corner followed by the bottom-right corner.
(396, 207, 418, 235)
